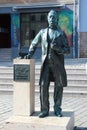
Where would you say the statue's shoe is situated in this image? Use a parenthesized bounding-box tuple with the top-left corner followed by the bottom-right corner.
(39, 112, 49, 118)
(54, 110, 62, 117)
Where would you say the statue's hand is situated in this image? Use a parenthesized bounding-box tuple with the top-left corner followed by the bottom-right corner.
(51, 44, 64, 54)
(24, 54, 31, 59)
(18, 56, 22, 59)
(51, 43, 57, 49)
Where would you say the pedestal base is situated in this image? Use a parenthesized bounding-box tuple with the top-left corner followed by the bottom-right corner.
(5, 111, 74, 130)
(13, 59, 35, 116)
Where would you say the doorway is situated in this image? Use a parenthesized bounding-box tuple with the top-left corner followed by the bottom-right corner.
(0, 14, 11, 48)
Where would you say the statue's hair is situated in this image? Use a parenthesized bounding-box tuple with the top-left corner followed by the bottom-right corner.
(47, 10, 58, 22)
(48, 10, 57, 17)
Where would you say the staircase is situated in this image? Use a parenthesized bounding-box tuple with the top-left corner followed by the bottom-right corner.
(35, 59, 87, 97)
(64, 61, 87, 97)
(0, 61, 13, 92)
(0, 59, 87, 97)
(0, 48, 12, 61)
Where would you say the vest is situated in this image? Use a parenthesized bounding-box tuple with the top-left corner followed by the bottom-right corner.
(46, 28, 54, 64)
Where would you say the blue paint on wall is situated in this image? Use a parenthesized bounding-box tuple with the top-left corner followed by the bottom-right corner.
(11, 14, 20, 47)
(80, 0, 87, 32)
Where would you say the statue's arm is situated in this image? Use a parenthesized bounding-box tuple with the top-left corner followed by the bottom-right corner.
(26, 30, 41, 59)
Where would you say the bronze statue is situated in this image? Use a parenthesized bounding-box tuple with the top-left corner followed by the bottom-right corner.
(25, 10, 70, 118)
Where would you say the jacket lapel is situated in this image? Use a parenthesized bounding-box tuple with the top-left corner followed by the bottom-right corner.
(45, 28, 48, 41)
(42, 28, 48, 46)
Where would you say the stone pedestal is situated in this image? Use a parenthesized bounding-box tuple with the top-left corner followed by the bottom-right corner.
(5, 111, 74, 130)
(13, 59, 35, 116)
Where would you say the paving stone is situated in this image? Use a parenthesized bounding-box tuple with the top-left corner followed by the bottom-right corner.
(0, 93, 87, 129)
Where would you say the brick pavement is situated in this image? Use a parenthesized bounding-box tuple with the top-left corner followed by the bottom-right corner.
(0, 93, 87, 130)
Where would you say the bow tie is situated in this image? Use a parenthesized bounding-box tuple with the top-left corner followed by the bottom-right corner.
(48, 26, 58, 30)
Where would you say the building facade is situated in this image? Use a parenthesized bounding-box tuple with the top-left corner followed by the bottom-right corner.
(0, 0, 85, 60)
(79, 0, 87, 58)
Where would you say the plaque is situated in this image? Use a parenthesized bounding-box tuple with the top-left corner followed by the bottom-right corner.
(14, 64, 30, 81)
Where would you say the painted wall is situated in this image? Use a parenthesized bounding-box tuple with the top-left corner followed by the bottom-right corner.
(11, 14, 20, 58)
(58, 10, 73, 47)
(11, 14, 20, 47)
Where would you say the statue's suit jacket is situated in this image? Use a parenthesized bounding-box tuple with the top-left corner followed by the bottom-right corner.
(29, 28, 70, 87)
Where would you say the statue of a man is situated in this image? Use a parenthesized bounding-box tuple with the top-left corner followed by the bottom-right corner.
(25, 10, 70, 118)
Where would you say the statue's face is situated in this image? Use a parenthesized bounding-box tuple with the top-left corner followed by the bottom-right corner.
(48, 11, 58, 28)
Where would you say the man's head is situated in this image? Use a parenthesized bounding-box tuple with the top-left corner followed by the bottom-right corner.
(47, 10, 58, 29)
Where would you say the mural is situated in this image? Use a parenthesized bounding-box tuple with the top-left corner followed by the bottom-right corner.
(11, 14, 20, 47)
(58, 10, 73, 47)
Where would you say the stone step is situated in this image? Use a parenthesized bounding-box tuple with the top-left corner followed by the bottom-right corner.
(35, 82, 87, 87)
(0, 74, 86, 85)
(0, 70, 13, 73)
(0, 73, 13, 76)
(35, 69, 86, 74)
(0, 75, 13, 78)
(0, 81, 87, 94)
(0, 60, 87, 97)
(0, 67, 87, 76)
(0, 67, 13, 69)
(0, 84, 87, 92)
(35, 75, 87, 80)
(0, 50, 11, 53)
(1, 74, 87, 80)
(64, 86, 87, 91)
(67, 75, 87, 79)
(0, 59, 12, 62)
(63, 90, 87, 97)
(35, 88, 87, 98)
(35, 71, 86, 76)
(66, 70, 86, 75)
(35, 78, 87, 85)
(0, 84, 13, 89)
(0, 52, 11, 54)
(35, 85, 87, 91)
(0, 48, 11, 51)
(3, 64, 85, 69)
(0, 81, 13, 85)
(0, 85, 87, 98)
(35, 67, 86, 71)
(0, 81, 87, 89)
(0, 53, 11, 56)
(0, 86, 87, 98)
(0, 76, 87, 87)
(35, 61, 84, 65)
(0, 57, 11, 60)
(0, 84, 13, 92)
(0, 79, 13, 82)
(35, 66, 86, 69)
(0, 67, 13, 70)
(65, 65, 86, 69)
(1, 79, 87, 86)
(68, 80, 87, 85)
(0, 49, 12, 61)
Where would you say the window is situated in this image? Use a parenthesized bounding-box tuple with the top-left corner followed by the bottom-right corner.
(20, 13, 47, 48)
